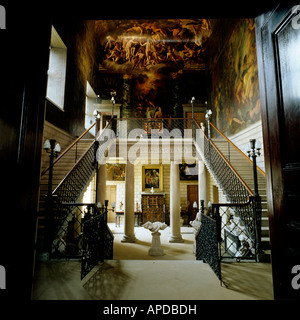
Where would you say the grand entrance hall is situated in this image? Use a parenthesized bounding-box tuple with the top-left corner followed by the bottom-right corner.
(1, 1, 300, 306)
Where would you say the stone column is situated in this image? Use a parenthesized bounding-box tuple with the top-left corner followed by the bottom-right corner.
(121, 162, 136, 243)
(96, 163, 106, 206)
(169, 161, 183, 243)
(198, 160, 208, 206)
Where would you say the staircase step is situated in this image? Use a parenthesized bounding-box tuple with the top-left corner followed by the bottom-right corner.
(38, 139, 94, 249)
(211, 136, 270, 253)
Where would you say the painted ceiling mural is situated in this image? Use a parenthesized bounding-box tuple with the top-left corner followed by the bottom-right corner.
(95, 19, 212, 74)
(95, 19, 212, 118)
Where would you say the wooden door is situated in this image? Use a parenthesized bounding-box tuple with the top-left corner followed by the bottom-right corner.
(256, 2, 300, 299)
(187, 185, 198, 220)
(186, 112, 205, 127)
(106, 185, 116, 222)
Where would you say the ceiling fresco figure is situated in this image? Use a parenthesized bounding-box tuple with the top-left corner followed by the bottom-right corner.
(95, 19, 212, 74)
(95, 19, 212, 118)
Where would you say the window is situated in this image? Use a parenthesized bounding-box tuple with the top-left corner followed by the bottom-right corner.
(85, 81, 98, 136)
(46, 26, 67, 110)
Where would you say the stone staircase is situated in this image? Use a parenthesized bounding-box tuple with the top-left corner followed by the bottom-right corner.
(212, 138, 270, 261)
(37, 139, 94, 251)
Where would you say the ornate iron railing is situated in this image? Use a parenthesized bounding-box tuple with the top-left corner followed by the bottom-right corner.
(49, 142, 98, 257)
(50, 202, 96, 258)
(81, 205, 114, 280)
(47, 200, 114, 270)
(191, 120, 260, 246)
(115, 118, 193, 139)
(196, 213, 222, 281)
(209, 197, 261, 260)
(48, 120, 114, 257)
(191, 119, 263, 264)
(209, 122, 265, 178)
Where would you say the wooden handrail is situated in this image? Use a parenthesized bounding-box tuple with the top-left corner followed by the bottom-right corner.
(209, 121, 266, 177)
(52, 141, 95, 194)
(209, 138, 254, 196)
(52, 119, 113, 194)
(41, 122, 96, 176)
(192, 119, 254, 197)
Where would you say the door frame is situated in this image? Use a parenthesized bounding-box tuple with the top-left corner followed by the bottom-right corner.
(255, 1, 300, 299)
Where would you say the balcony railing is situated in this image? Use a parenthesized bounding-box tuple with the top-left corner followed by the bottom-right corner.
(113, 118, 194, 139)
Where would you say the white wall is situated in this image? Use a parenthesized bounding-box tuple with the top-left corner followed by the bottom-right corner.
(228, 120, 265, 172)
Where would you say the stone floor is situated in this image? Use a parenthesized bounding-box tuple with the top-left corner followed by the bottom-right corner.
(32, 224, 274, 300)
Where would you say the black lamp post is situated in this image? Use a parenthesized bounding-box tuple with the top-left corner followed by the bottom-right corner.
(44, 139, 61, 198)
(245, 139, 261, 197)
(44, 139, 61, 252)
(245, 138, 263, 258)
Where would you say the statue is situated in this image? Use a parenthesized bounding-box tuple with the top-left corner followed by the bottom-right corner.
(142, 221, 167, 256)
(190, 211, 201, 254)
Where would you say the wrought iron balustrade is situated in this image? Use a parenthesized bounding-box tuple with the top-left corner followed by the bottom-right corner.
(114, 118, 194, 139)
(209, 122, 265, 178)
(81, 205, 114, 280)
(47, 120, 114, 257)
(196, 213, 222, 281)
(48, 201, 114, 265)
(191, 120, 259, 243)
(209, 197, 261, 261)
(191, 119, 262, 262)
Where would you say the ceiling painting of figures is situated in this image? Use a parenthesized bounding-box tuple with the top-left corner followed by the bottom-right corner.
(95, 19, 213, 74)
(94, 19, 212, 119)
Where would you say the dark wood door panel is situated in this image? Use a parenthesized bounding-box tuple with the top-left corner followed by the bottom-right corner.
(256, 2, 300, 299)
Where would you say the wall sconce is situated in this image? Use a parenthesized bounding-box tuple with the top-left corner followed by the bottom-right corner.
(111, 201, 116, 212)
(193, 201, 198, 210)
(93, 110, 101, 119)
(96, 94, 102, 104)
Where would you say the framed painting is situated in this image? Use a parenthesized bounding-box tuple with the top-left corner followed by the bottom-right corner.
(142, 165, 163, 191)
(106, 164, 126, 181)
(179, 163, 198, 181)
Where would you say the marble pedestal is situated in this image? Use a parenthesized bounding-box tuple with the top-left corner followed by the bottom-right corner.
(149, 232, 164, 256)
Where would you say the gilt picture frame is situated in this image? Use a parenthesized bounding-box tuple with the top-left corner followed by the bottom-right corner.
(142, 165, 163, 191)
(106, 163, 126, 181)
(179, 163, 198, 181)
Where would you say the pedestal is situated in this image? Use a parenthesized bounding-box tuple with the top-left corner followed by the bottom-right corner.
(149, 232, 164, 256)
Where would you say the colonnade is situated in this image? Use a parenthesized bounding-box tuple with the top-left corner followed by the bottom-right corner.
(96, 160, 208, 243)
